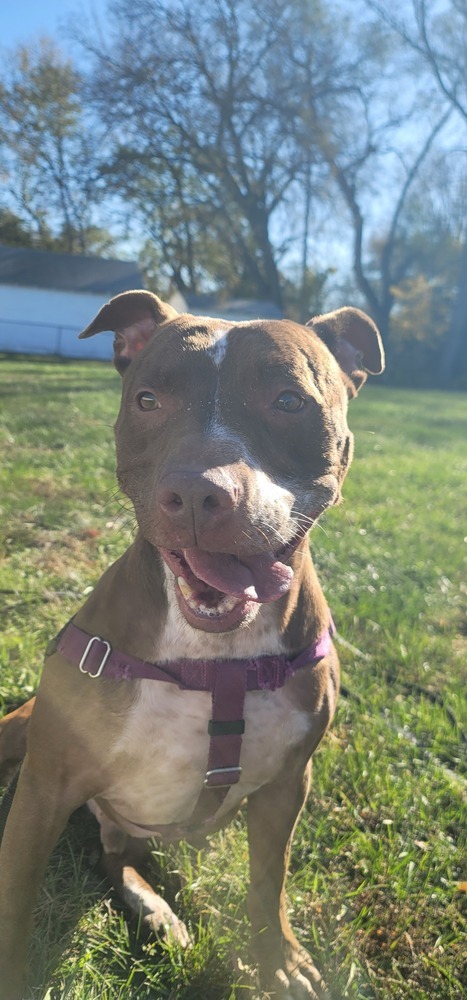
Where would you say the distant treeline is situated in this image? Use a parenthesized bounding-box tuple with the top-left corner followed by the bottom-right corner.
(0, 0, 466, 386)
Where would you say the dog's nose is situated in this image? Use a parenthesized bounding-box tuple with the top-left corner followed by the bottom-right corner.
(158, 471, 239, 527)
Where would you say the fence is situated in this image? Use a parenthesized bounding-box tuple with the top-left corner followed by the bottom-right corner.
(0, 317, 113, 360)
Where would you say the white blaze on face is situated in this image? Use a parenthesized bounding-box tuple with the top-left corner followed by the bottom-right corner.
(206, 325, 232, 367)
(203, 327, 312, 540)
(206, 325, 239, 433)
(202, 323, 337, 541)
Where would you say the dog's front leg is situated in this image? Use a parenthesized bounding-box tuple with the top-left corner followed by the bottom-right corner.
(247, 762, 330, 1000)
(85, 801, 191, 947)
(0, 754, 79, 1000)
(102, 845, 192, 948)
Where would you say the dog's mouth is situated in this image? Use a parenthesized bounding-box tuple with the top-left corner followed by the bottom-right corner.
(161, 536, 302, 632)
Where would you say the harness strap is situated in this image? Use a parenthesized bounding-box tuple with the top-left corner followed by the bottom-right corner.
(190, 659, 249, 823)
(55, 619, 335, 691)
(52, 616, 335, 832)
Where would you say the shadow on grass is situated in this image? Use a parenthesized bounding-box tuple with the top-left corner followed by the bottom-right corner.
(0, 378, 116, 397)
(22, 807, 240, 1000)
(0, 354, 110, 368)
(0, 353, 117, 397)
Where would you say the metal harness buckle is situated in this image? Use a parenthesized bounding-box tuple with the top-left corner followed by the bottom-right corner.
(204, 766, 242, 788)
(79, 636, 112, 678)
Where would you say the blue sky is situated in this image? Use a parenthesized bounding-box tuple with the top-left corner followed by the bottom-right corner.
(2, 0, 109, 51)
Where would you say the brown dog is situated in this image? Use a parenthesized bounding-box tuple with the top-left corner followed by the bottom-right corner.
(0, 292, 384, 999)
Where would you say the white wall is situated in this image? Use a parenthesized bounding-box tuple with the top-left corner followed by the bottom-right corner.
(0, 285, 114, 360)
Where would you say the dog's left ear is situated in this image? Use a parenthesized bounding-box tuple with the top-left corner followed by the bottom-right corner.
(79, 290, 179, 375)
(307, 307, 385, 396)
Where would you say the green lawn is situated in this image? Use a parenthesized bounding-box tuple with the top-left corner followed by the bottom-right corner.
(0, 357, 466, 999)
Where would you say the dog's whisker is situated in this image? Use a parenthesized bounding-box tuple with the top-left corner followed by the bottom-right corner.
(98, 487, 134, 515)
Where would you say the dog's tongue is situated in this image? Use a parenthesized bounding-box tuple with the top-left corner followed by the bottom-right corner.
(182, 548, 293, 603)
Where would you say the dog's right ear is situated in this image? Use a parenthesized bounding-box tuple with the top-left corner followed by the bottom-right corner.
(307, 307, 385, 397)
(79, 290, 178, 375)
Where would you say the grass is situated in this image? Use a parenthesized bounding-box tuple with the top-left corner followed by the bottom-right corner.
(0, 356, 466, 999)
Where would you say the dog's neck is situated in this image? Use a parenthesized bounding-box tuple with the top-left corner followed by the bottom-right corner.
(77, 532, 329, 664)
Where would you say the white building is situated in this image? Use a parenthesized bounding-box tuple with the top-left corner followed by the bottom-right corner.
(0, 246, 144, 361)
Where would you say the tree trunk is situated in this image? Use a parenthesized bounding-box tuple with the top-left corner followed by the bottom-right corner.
(440, 236, 467, 386)
(242, 198, 283, 309)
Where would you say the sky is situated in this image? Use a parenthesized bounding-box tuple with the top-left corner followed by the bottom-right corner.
(1, 0, 109, 52)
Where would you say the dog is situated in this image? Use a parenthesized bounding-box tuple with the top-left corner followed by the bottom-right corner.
(0, 291, 384, 999)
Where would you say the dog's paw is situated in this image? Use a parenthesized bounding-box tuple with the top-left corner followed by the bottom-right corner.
(103, 853, 192, 950)
(260, 947, 331, 1000)
(142, 897, 192, 949)
(268, 969, 329, 999)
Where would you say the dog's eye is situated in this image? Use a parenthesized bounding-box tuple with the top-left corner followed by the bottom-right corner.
(137, 391, 160, 410)
(274, 391, 305, 413)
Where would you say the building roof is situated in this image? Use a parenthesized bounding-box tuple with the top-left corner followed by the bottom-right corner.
(0, 245, 143, 295)
(183, 293, 283, 322)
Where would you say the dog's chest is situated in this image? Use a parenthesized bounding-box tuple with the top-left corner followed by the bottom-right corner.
(106, 673, 310, 830)
(100, 601, 312, 830)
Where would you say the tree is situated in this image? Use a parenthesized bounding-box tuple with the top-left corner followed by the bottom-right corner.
(78, 0, 373, 307)
(0, 38, 112, 255)
(101, 144, 254, 296)
(368, 0, 467, 122)
(366, 0, 467, 383)
(377, 173, 465, 384)
(2, 1, 462, 387)
(316, 108, 451, 346)
(0, 209, 34, 248)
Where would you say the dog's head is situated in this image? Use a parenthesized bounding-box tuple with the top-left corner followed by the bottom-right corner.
(80, 291, 384, 631)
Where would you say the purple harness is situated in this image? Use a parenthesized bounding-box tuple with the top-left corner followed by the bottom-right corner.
(55, 617, 335, 835)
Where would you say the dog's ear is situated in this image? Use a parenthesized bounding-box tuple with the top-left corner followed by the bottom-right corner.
(79, 290, 178, 375)
(307, 307, 385, 397)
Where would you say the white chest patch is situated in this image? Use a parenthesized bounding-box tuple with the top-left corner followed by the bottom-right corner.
(96, 581, 311, 834)
(102, 676, 310, 833)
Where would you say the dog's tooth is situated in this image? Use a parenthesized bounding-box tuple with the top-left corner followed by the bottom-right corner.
(218, 594, 238, 613)
(177, 577, 193, 599)
(180, 584, 240, 618)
